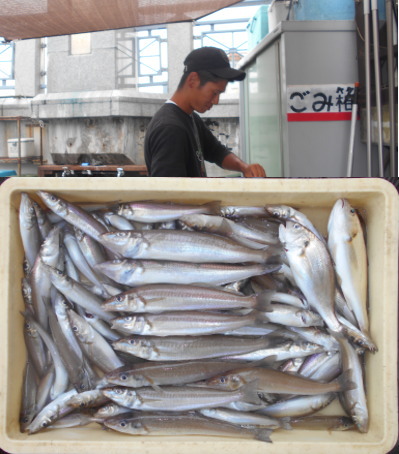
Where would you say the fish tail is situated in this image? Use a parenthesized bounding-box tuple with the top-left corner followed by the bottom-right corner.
(203, 201, 222, 215)
(239, 380, 263, 405)
(338, 369, 357, 392)
(253, 427, 273, 443)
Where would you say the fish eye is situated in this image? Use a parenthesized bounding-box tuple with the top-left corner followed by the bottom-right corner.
(41, 421, 49, 428)
(219, 376, 227, 384)
(272, 210, 279, 217)
(120, 373, 128, 381)
(119, 420, 127, 428)
(350, 208, 356, 214)
(293, 223, 301, 229)
(128, 339, 137, 345)
(124, 316, 133, 322)
(116, 295, 125, 302)
(72, 325, 78, 332)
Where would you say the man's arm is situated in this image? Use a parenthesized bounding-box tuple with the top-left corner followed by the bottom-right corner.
(221, 153, 267, 177)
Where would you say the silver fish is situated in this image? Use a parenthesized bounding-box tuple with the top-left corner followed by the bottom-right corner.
(101, 382, 261, 411)
(223, 339, 324, 362)
(67, 309, 124, 373)
(103, 413, 272, 442)
(206, 366, 354, 395)
(102, 360, 260, 389)
(19, 192, 41, 268)
(37, 191, 107, 243)
(265, 204, 326, 244)
(336, 334, 369, 433)
(46, 265, 113, 322)
(258, 303, 324, 328)
(102, 283, 259, 313)
(117, 200, 220, 223)
(179, 213, 279, 246)
(327, 199, 370, 337)
(95, 259, 280, 287)
(279, 221, 342, 333)
(220, 205, 269, 219)
(199, 408, 291, 429)
(23, 313, 69, 400)
(289, 415, 355, 431)
(26, 388, 77, 434)
(20, 362, 38, 432)
(99, 230, 277, 264)
(111, 311, 257, 337)
(256, 393, 336, 418)
(112, 335, 273, 361)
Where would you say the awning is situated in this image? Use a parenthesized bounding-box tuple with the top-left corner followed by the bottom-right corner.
(0, 0, 241, 41)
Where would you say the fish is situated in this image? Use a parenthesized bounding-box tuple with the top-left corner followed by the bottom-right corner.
(103, 413, 272, 442)
(265, 204, 326, 244)
(112, 335, 273, 361)
(199, 408, 291, 430)
(327, 199, 371, 338)
(110, 310, 257, 336)
(220, 205, 269, 219)
(101, 382, 262, 412)
(336, 333, 369, 433)
(37, 191, 108, 243)
(99, 230, 278, 264)
(67, 309, 124, 373)
(30, 226, 61, 330)
(102, 360, 262, 389)
(206, 366, 355, 395)
(279, 221, 343, 334)
(117, 200, 221, 223)
(256, 393, 337, 418)
(23, 312, 69, 400)
(258, 303, 324, 328)
(102, 283, 259, 313)
(289, 415, 355, 431)
(19, 193, 41, 268)
(45, 265, 114, 322)
(20, 362, 38, 432)
(26, 388, 78, 434)
(95, 259, 280, 287)
(223, 339, 324, 362)
(179, 213, 279, 247)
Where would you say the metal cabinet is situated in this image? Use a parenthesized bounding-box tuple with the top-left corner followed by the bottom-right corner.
(239, 21, 372, 177)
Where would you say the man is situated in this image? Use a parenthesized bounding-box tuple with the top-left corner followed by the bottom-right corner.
(144, 46, 266, 178)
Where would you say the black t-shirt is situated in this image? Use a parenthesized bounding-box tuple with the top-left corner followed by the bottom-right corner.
(144, 102, 232, 177)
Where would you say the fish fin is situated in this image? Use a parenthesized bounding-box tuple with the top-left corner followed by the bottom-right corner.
(253, 428, 273, 443)
(149, 382, 164, 393)
(280, 416, 292, 430)
(239, 380, 263, 405)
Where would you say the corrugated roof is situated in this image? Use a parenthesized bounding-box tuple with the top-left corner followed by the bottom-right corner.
(0, 0, 241, 40)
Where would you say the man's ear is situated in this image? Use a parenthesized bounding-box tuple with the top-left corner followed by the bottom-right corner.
(187, 71, 200, 88)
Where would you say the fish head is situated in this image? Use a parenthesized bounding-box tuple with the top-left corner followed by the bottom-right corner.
(264, 205, 292, 221)
(206, 373, 245, 391)
(112, 315, 146, 335)
(102, 293, 130, 311)
(106, 417, 148, 435)
(19, 193, 37, 229)
(37, 191, 69, 217)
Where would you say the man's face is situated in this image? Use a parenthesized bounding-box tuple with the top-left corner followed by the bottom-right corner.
(191, 78, 228, 114)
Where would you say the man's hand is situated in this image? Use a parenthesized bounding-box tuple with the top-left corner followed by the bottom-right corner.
(242, 163, 266, 178)
(221, 153, 267, 178)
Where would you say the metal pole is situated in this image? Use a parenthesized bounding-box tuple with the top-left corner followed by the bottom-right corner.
(364, 0, 372, 176)
(17, 117, 21, 177)
(346, 83, 360, 177)
(371, 0, 384, 177)
(386, 0, 397, 176)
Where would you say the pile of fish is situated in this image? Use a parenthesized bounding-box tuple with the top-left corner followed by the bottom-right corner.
(18, 191, 376, 442)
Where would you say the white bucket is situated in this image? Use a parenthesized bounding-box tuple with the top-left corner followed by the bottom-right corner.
(268, 0, 291, 32)
(7, 138, 35, 158)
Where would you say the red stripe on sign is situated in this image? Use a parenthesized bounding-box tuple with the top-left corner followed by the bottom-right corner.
(287, 112, 354, 122)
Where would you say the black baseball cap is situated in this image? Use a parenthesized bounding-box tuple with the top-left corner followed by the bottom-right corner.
(183, 47, 246, 82)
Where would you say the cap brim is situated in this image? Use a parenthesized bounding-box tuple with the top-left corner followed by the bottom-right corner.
(209, 67, 246, 82)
